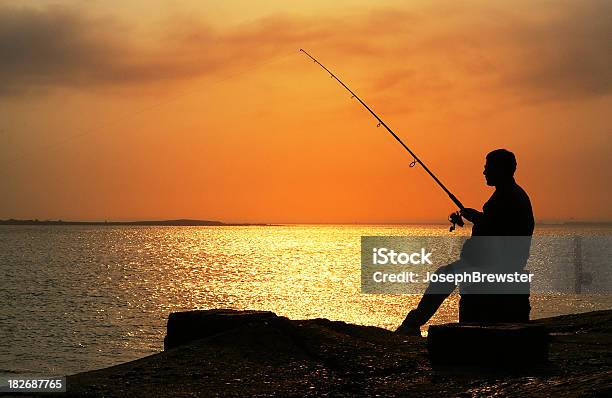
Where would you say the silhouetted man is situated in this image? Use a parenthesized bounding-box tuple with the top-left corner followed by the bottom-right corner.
(396, 149, 534, 335)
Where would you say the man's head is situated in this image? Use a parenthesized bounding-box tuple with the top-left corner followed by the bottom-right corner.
(484, 149, 516, 186)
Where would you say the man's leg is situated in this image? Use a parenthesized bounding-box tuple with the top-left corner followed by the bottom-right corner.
(459, 294, 531, 323)
(396, 260, 463, 334)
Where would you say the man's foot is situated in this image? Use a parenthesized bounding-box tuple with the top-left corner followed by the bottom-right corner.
(394, 323, 422, 336)
(395, 310, 424, 336)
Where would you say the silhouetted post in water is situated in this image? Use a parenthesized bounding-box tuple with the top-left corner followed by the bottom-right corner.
(575, 236, 582, 294)
(396, 149, 535, 335)
(573, 236, 593, 293)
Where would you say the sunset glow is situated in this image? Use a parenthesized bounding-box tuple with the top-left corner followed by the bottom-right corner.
(1, 0, 610, 223)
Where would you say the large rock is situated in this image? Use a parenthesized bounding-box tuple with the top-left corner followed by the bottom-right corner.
(427, 323, 550, 367)
(164, 309, 279, 350)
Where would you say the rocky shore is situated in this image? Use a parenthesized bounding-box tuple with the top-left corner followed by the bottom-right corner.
(54, 309, 612, 397)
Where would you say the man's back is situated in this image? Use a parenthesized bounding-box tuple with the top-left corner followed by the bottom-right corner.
(472, 180, 534, 237)
(461, 180, 534, 323)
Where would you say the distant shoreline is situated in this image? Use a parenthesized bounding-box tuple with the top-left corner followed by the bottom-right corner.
(0, 219, 269, 226)
(1, 219, 610, 227)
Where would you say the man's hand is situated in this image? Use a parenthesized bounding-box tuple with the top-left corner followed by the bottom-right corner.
(460, 208, 483, 223)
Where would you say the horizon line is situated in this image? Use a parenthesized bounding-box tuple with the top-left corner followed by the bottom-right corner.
(2, 218, 612, 226)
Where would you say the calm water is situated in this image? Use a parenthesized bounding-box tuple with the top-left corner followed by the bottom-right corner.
(1, 224, 611, 376)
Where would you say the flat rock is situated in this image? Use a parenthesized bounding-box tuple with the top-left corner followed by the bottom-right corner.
(164, 309, 279, 350)
(427, 323, 550, 367)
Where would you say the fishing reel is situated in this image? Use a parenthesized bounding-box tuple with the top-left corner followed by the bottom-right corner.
(448, 211, 464, 232)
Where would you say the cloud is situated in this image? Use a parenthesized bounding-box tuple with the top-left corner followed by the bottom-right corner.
(502, 0, 612, 102)
(0, 5, 301, 95)
(0, 1, 610, 105)
(0, 6, 134, 93)
(366, 0, 612, 105)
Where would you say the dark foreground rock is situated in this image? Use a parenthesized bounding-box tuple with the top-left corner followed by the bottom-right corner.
(46, 310, 612, 397)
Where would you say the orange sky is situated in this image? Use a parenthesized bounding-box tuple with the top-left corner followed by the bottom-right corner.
(0, 0, 610, 223)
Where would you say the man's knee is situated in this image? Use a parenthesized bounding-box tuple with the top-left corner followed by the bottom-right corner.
(434, 260, 463, 275)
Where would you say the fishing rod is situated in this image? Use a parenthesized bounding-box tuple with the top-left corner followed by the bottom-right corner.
(299, 49, 465, 231)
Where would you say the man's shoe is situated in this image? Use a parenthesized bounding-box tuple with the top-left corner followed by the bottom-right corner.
(395, 310, 423, 336)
